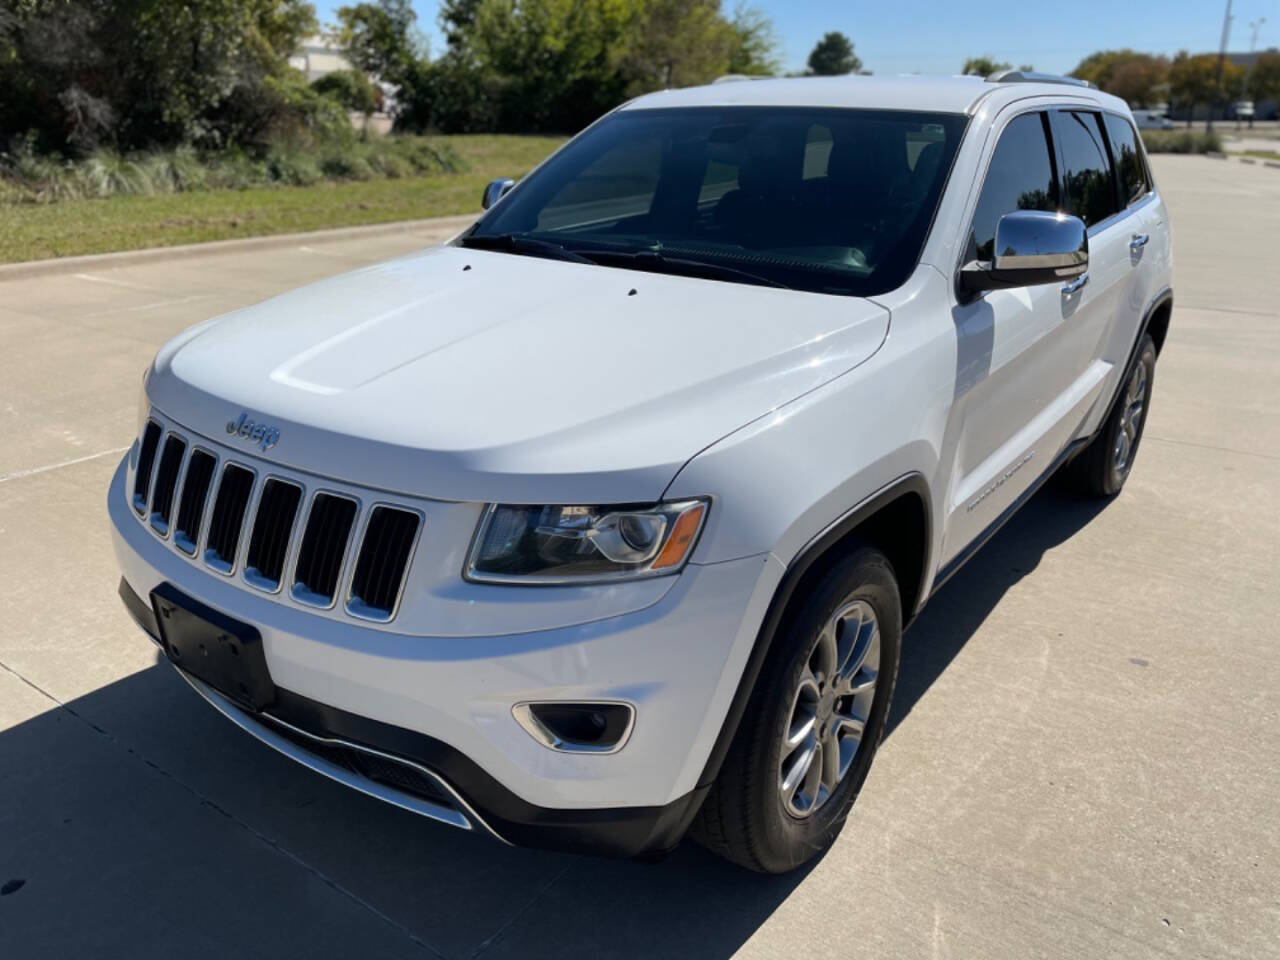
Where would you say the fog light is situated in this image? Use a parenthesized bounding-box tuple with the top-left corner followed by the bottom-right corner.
(512, 701, 635, 754)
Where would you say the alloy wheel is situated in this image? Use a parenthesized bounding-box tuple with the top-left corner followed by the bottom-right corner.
(1114, 359, 1148, 473)
(778, 599, 881, 818)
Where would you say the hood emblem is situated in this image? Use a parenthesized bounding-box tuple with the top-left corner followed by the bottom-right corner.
(226, 412, 280, 452)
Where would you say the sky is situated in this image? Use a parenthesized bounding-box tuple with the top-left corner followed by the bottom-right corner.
(312, 0, 1278, 76)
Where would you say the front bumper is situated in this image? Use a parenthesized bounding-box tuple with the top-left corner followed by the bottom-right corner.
(110, 457, 783, 856)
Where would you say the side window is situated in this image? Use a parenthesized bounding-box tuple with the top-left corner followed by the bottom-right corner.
(1103, 113, 1150, 206)
(1051, 110, 1121, 227)
(969, 112, 1057, 262)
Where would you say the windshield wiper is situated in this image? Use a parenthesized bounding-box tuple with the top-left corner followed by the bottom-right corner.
(579, 249, 791, 290)
(458, 232, 595, 265)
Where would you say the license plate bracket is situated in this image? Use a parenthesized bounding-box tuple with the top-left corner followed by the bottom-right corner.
(151, 583, 275, 712)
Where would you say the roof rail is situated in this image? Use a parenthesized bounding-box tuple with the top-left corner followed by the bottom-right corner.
(986, 69, 1092, 89)
(712, 74, 771, 85)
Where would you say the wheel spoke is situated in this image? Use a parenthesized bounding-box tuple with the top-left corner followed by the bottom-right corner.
(820, 725, 841, 792)
(843, 668, 877, 696)
(786, 712, 816, 750)
(835, 714, 866, 740)
(781, 740, 817, 797)
(812, 623, 837, 684)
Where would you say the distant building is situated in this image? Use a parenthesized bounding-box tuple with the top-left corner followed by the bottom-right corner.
(289, 36, 354, 83)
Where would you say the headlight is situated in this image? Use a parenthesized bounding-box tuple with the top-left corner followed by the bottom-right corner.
(466, 500, 708, 584)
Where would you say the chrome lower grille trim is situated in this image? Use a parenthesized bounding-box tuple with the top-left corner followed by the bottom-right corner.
(176, 667, 508, 843)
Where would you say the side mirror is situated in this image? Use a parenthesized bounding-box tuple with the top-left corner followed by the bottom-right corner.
(482, 178, 515, 210)
(960, 210, 1088, 294)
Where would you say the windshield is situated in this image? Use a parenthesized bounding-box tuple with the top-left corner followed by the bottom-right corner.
(464, 107, 967, 297)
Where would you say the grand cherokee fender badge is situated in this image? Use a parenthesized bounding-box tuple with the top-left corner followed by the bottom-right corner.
(226, 412, 280, 451)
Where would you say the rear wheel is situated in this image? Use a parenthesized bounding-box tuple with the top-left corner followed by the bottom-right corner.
(691, 546, 901, 873)
(1068, 334, 1156, 497)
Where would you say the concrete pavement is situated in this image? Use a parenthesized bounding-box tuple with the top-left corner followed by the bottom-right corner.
(1, 156, 1278, 958)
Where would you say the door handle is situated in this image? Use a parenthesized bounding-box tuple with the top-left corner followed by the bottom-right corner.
(1129, 233, 1150, 249)
(1061, 273, 1089, 296)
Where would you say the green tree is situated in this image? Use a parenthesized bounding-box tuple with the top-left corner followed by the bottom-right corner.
(335, 1, 418, 88)
(807, 31, 859, 76)
(726, 3, 778, 76)
(312, 68, 379, 114)
(961, 56, 1009, 76)
(1169, 51, 1244, 125)
(1248, 50, 1280, 104)
(0, 0, 319, 153)
(1071, 50, 1169, 106)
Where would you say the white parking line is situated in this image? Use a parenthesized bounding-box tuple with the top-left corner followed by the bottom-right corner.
(0, 446, 129, 485)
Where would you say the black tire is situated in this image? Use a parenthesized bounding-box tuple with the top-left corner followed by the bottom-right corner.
(1067, 334, 1157, 497)
(691, 545, 901, 873)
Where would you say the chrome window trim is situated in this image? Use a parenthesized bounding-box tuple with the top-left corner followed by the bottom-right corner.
(148, 432, 188, 539)
(241, 476, 306, 595)
(202, 460, 258, 577)
(289, 490, 363, 611)
(343, 503, 425, 623)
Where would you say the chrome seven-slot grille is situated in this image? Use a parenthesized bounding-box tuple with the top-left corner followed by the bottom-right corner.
(132, 419, 422, 623)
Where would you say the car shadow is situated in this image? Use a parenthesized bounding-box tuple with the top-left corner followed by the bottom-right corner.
(1, 487, 1110, 959)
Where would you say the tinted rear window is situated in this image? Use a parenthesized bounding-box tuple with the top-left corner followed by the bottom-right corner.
(1052, 111, 1121, 227)
(1103, 113, 1150, 206)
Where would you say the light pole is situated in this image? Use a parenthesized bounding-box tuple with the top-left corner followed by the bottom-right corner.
(1207, 0, 1233, 134)
(1246, 17, 1266, 128)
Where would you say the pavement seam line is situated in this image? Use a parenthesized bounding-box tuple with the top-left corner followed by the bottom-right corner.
(0, 657, 444, 958)
(1145, 434, 1280, 462)
(0, 446, 130, 484)
(468, 860, 578, 959)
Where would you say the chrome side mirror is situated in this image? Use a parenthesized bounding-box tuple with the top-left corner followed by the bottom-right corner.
(960, 210, 1088, 294)
(482, 178, 515, 210)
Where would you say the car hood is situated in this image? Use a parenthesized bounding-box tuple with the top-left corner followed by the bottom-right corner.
(148, 246, 889, 503)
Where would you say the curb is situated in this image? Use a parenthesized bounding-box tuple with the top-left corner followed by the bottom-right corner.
(0, 213, 478, 281)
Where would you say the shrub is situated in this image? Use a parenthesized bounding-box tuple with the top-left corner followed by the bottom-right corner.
(1142, 130, 1223, 154)
(311, 70, 380, 116)
(1, 135, 463, 202)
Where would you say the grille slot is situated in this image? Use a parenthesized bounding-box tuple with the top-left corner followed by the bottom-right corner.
(348, 507, 420, 621)
(244, 479, 303, 591)
(148, 435, 187, 535)
(204, 464, 255, 573)
(291, 493, 358, 607)
(132, 421, 163, 513)
(173, 450, 216, 555)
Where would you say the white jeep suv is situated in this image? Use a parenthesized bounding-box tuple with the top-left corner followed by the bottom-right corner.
(110, 72, 1172, 873)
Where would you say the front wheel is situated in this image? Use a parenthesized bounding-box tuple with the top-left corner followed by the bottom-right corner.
(1068, 334, 1157, 497)
(691, 546, 901, 873)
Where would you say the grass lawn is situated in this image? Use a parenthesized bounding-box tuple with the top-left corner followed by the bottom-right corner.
(1232, 149, 1280, 160)
(0, 135, 563, 264)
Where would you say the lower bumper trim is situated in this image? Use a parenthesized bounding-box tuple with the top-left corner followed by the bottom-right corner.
(177, 667, 503, 840)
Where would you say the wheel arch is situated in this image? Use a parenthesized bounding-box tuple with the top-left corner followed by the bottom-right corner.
(694, 472, 932, 792)
(1145, 289, 1173, 356)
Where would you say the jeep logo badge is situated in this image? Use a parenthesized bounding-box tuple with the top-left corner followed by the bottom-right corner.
(226, 412, 280, 451)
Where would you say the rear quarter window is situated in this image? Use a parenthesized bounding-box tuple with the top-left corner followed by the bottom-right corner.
(1103, 113, 1150, 206)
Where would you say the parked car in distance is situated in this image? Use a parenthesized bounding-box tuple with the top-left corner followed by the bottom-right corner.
(1133, 108, 1176, 130)
(111, 71, 1173, 873)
